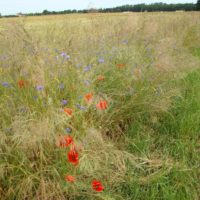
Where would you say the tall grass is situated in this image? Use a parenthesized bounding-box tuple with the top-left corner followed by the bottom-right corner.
(0, 12, 200, 200)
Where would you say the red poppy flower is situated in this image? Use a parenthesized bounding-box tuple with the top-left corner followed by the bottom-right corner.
(96, 100, 108, 110)
(84, 93, 93, 103)
(64, 108, 73, 116)
(57, 135, 73, 148)
(96, 75, 105, 81)
(65, 175, 75, 183)
(68, 148, 79, 165)
(116, 63, 125, 69)
(92, 180, 104, 192)
(18, 80, 25, 88)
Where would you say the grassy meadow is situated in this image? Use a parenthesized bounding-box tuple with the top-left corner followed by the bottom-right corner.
(0, 12, 200, 200)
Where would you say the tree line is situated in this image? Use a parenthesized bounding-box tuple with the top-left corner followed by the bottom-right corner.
(1, 2, 200, 18)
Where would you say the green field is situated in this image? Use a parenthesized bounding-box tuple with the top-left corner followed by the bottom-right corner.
(0, 12, 200, 200)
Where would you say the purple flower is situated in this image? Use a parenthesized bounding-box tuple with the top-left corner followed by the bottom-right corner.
(61, 99, 68, 105)
(122, 39, 128, 44)
(36, 85, 44, 91)
(83, 65, 92, 72)
(0, 55, 8, 61)
(83, 80, 91, 86)
(2, 82, 10, 87)
(76, 104, 87, 111)
(98, 58, 105, 64)
(59, 83, 64, 89)
(65, 127, 72, 134)
(60, 52, 70, 60)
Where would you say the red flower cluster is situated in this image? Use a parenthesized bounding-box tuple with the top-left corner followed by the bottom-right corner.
(18, 80, 26, 88)
(116, 63, 125, 69)
(92, 180, 104, 192)
(57, 135, 73, 148)
(96, 75, 105, 81)
(64, 108, 73, 116)
(65, 175, 75, 183)
(96, 100, 108, 110)
(68, 147, 79, 166)
(84, 93, 93, 103)
(57, 93, 106, 192)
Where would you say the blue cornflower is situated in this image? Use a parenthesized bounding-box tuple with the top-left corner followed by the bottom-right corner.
(76, 104, 87, 111)
(36, 85, 44, 91)
(98, 58, 105, 64)
(61, 99, 68, 105)
(83, 80, 91, 86)
(65, 127, 72, 134)
(59, 83, 64, 89)
(60, 52, 70, 60)
(83, 65, 92, 72)
(33, 96, 38, 100)
(2, 82, 10, 87)
(122, 39, 128, 44)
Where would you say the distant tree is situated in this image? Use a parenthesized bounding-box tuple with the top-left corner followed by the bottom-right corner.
(43, 10, 50, 15)
(197, 0, 200, 10)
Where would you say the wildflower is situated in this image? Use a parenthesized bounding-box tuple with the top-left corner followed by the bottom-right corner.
(18, 80, 25, 88)
(33, 96, 38, 100)
(122, 39, 128, 44)
(65, 175, 75, 183)
(57, 135, 73, 148)
(83, 80, 91, 86)
(83, 65, 92, 72)
(65, 127, 72, 134)
(61, 99, 68, 106)
(68, 148, 79, 165)
(96, 75, 105, 81)
(36, 85, 44, 91)
(2, 82, 10, 87)
(59, 83, 65, 89)
(96, 100, 108, 110)
(84, 93, 93, 103)
(76, 104, 87, 111)
(60, 52, 70, 60)
(98, 58, 105, 64)
(92, 180, 104, 192)
(116, 63, 125, 69)
(64, 108, 73, 116)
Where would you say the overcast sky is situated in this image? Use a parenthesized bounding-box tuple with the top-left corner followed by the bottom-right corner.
(0, 0, 196, 15)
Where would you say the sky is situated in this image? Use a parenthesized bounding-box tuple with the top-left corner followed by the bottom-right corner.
(0, 0, 196, 15)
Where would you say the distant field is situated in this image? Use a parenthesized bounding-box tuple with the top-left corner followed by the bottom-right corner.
(0, 12, 200, 200)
